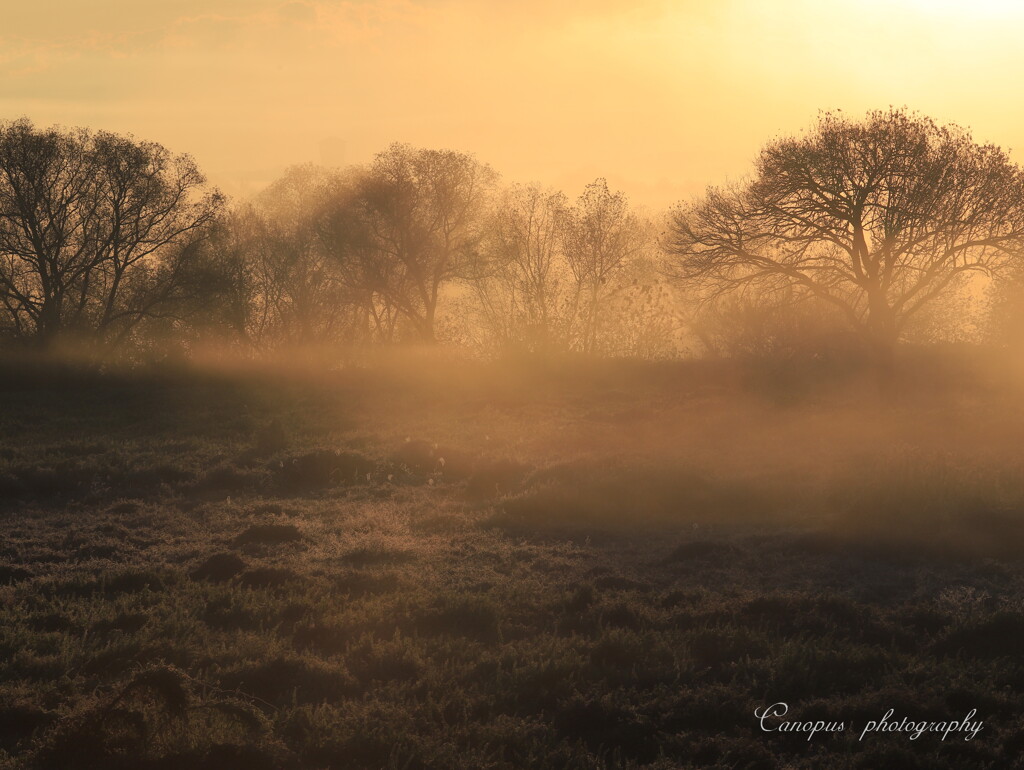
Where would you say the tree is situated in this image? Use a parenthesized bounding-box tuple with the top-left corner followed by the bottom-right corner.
(468, 180, 677, 357)
(562, 179, 647, 354)
(0, 119, 223, 348)
(665, 108, 1024, 369)
(354, 144, 496, 342)
(247, 166, 362, 350)
(472, 183, 573, 352)
(312, 171, 405, 344)
(679, 285, 855, 360)
(986, 261, 1024, 351)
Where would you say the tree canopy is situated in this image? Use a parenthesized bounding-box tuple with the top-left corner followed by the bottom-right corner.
(0, 119, 223, 348)
(664, 108, 1024, 364)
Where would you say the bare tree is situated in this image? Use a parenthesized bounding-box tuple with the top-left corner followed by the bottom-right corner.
(0, 119, 222, 348)
(355, 144, 496, 342)
(230, 166, 365, 351)
(312, 173, 404, 344)
(468, 180, 676, 357)
(472, 183, 573, 352)
(665, 108, 1024, 369)
(562, 179, 647, 354)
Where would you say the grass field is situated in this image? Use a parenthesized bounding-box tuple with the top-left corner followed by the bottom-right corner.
(3, 353, 1024, 769)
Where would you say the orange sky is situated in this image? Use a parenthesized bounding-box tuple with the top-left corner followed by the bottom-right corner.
(4, 0, 1024, 209)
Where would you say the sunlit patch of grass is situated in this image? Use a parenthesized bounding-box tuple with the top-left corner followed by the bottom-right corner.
(4, 361, 1024, 767)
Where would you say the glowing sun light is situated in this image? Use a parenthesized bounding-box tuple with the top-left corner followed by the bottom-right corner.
(905, 0, 1024, 17)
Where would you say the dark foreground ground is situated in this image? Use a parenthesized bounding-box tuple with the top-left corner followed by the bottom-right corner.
(3, 353, 1024, 769)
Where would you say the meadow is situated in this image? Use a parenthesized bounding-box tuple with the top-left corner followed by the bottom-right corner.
(2, 351, 1024, 769)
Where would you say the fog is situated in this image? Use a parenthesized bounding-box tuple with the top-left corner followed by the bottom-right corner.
(7, 4, 1024, 768)
(7, 0, 1024, 206)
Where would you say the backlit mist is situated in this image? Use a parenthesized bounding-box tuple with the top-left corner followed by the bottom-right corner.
(6, 0, 1024, 205)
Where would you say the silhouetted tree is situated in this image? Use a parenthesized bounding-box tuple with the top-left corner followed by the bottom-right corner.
(470, 180, 677, 357)
(679, 284, 856, 360)
(250, 166, 361, 349)
(355, 144, 496, 342)
(0, 119, 222, 348)
(665, 109, 1024, 369)
(313, 172, 405, 343)
(986, 262, 1024, 350)
(563, 179, 648, 354)
(472, 183, 572, 352)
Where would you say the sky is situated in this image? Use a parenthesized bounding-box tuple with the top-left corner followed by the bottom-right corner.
(4, 0, 1024, 209)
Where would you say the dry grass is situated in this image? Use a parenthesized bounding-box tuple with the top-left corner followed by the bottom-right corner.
(1, 353, 1024, 768)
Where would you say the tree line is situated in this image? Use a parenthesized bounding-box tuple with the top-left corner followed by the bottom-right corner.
(3, 109, 1024, 365)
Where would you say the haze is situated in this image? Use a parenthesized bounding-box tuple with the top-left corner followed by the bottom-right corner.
(4, 0, 1024, 206)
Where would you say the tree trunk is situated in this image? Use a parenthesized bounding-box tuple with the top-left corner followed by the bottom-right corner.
(419, 303, 437, 344)
(36, 296, 64, 348)
(864, 289, 898, 391)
